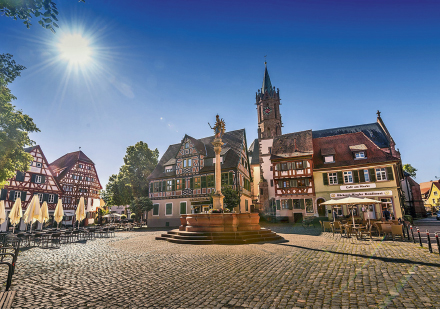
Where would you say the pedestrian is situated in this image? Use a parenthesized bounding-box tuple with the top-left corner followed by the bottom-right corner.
(382, 209, 390, 221)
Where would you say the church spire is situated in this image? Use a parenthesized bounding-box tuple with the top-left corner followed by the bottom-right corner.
(262, 62, 273, 95)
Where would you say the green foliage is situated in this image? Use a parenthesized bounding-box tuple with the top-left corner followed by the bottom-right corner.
(129, 196, 153, 221)
(120, 141, 159, 198)
(0, 0, 84, 33)
(0, 53, 39, 187)
(103, 173, 132, 206)
(403, 215, 413, 224)
(222, 186, 240, 211)
(403, 164, 417, 178)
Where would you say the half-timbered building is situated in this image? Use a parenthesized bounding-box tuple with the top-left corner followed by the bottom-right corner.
(50, 151, 102, 225)
(147, 129, 252, 227)
(271, 130, 315, 222)
(0, 146, 63, 230)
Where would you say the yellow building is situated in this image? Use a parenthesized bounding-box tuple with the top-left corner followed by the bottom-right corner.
(424, 182, 440, 212)
(313, 131, 404, 220)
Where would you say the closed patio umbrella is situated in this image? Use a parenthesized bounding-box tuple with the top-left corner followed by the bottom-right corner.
(9, 199, 22, 233)
(75, 197, 86, 229)
(39, 201, 50, 226)
(24, 195, 41, 233)
(54, 200, 64, 229)
(0, 201, 6, 226)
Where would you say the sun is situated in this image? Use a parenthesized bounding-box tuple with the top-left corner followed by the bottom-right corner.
(58, 34, 92, 65)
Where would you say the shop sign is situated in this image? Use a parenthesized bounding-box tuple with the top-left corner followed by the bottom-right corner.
(190, 197, 209, 201)
(340, 183, 376, 190)
(330, 190, 392, 198)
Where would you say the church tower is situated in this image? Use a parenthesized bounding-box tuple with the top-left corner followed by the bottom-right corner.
(256, 62, 282, 140)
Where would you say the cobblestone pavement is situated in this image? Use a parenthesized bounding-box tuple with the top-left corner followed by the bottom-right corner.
(6, 225, 440, 309)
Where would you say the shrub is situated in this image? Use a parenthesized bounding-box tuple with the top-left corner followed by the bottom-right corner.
(404, 215, 413, 224)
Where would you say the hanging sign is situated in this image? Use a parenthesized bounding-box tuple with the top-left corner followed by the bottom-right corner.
(330, 190, 392, 198)
(339, 183, 376, 190)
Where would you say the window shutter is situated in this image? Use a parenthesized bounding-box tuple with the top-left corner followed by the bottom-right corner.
(275, 164, 280, 171)
(43, 193, 49, 202)
(303, 160, 308, 169)
(369, 168, 376, 182)
(359, 170, 365, 182)
(172, 180, 176, 191)
(162, 181, 166, 192)
(41, 175, 46, 184)
(305, 178, 310, 186)
(323, 173, 328, 186)
(79, 176, 82, 181)
(292, 179, 298, 187)
(31, 174, 36, 183)
(300, 199, 305, 209)
(21, 191, 27, 202)
(201, 176, 206, 188)
(16, 171, 25, 182)
(9, 191, 15, 201)
(288, 199, 293, 210)
(386, 167, 394, 180)
(353, 170, 359, 183)
(190, 178, 194, 189)
(229, 173, 234, 185)
(182, 178, 186, 190)
(0, 189, 6, 200)
(54, 194, 58, 204)
(276, 200, 280, 210)
(180, 202, 186, 215)
(337, 172, 343, 184)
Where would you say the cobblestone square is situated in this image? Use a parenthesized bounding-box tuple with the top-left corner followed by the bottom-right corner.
(7, 225, 440, 308)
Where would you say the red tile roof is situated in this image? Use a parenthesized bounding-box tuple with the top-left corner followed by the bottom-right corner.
(313, 132, 399, 169)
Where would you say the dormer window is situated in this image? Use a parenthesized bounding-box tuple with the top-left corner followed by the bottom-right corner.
(185, 142, 189, 149)
(324, 155, 335, 163)
(354, 152, 366, 159)
(165, 166, 173, 173)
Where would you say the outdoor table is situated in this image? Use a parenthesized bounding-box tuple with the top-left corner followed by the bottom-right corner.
(351, 225, 366, 239)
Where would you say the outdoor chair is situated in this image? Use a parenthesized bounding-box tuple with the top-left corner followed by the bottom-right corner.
(374, 223, 383, 237)
(358, 224, 373, 240)
(332, 221, 344, 236)
(72, 230, 80, 242)
(381, 224, 392, 239)
(32, 233, 43, 247)
(343, 224, 353, 238)
(109, 227, 116, 237)
(50, 233, 61, 248)
(60, 231, 72, 244)
(323, 221, 332, 232)
(391, 225, 404, 241)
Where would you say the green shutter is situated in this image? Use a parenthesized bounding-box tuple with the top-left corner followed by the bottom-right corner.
(190, 178, 194, 189)
(229, 173, 234, 185)
(153, 204, 159, 216)
(221, 173, 228, 185)
(43, 193, 49, 202)
(337, 172, 343, 184)
(288, 199, 293, 210)
(369, 168, 376, 182)
(276, 200, 280, 210)
(359, 170, 365, 182)
(162, 180, 166, 192)
(300, 199, 305, 209)
(9, 191, 15, 201)
(182, 178, 186, 190)
(172, 180, 176, 191)
(323, 173, 328, 186)
(386, 166, 394, 180)
(305, 178, 310, 186)
(353, 170, 359, 183)
(31, 174, 36, 183)
(21, 191, 27, 202)
(41, 175, 46, 184)
(275, 163, 280, 171)
(303, 160, 308, 169)
(201, 176, 206, 188)
(0, 189, 7, 200)
(54, 194, 58, 204)
(277, 180, 283, 188)
(180, 202, 186, 215)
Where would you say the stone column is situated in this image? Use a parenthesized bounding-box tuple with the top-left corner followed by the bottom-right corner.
(212, 138, 224, 210)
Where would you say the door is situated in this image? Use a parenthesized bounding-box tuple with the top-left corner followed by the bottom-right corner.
(317, 198, 326, 216)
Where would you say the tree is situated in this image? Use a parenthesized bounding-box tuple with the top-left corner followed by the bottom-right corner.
(0, 0, 84, 33)
(120, 141, 159, 198)
(103, 173, 132, 206)
(129, 196, 153, 222)
(222, 186, 241, 212)
(0, 53, 39, 187)
(403, 164, 417, 178)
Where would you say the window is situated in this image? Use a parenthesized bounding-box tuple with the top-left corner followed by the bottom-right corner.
(328, 173, 338, 185)
(343, 171, 353, 184)
(324, 155, 334, 163)
(281, 200, 289, 209)
(268, 147, 272, 154)
(270, 179, 273, 187)
(78, 164, 83, 168)
(245, 200, 248, 212)
(14, 191, 21, 201)
(434, 191, 438, 196)
(167, 180, 173, 191)
(433, 199, 436, 204)
(35, 175, 42, 183)
(180, 202, 186, 215)
(185, 142, 189, 149)
(194, 177, 201, 189)
(176, 179, 182, 190)
(293, 199, 302, 209)
(355, 152, 366, 159)
(376, 168, 387, 181)
(183, 158, 192, 168)
(165, 166, 173, 172)
(363, 169, 370, 182)
(165, 203, 172, 215)
(48, 194, 54, 203)
(305, 199, 313, 213)
(295, 161, 304, 169)
(270, 166, 273, 171)
(153, 204, 159, 216)
(87, 166, 91, 170)
(36, 162, 42, 168)
(37, 193, 43, 203)
(207, 175, 215, 187)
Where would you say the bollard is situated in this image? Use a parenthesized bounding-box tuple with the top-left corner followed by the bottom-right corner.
(411, 226, 415, 243)
(417, 228, 422, 247)
(406, 224, 410, 241)
(427, 231, 432, 253)
(436, 233, 440, 255)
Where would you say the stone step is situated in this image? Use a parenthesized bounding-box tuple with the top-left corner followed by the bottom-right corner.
(165, 238, 213, 245)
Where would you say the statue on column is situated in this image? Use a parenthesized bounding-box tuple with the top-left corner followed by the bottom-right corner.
(209, 114, 225, 139)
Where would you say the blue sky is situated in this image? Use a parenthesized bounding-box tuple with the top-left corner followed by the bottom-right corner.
(2, 0, 439, 186)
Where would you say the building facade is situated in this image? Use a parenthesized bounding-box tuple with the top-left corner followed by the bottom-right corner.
(50, 151, 102, 225)
(147, 130, 252, 227)
(401, 172, 426, 217)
